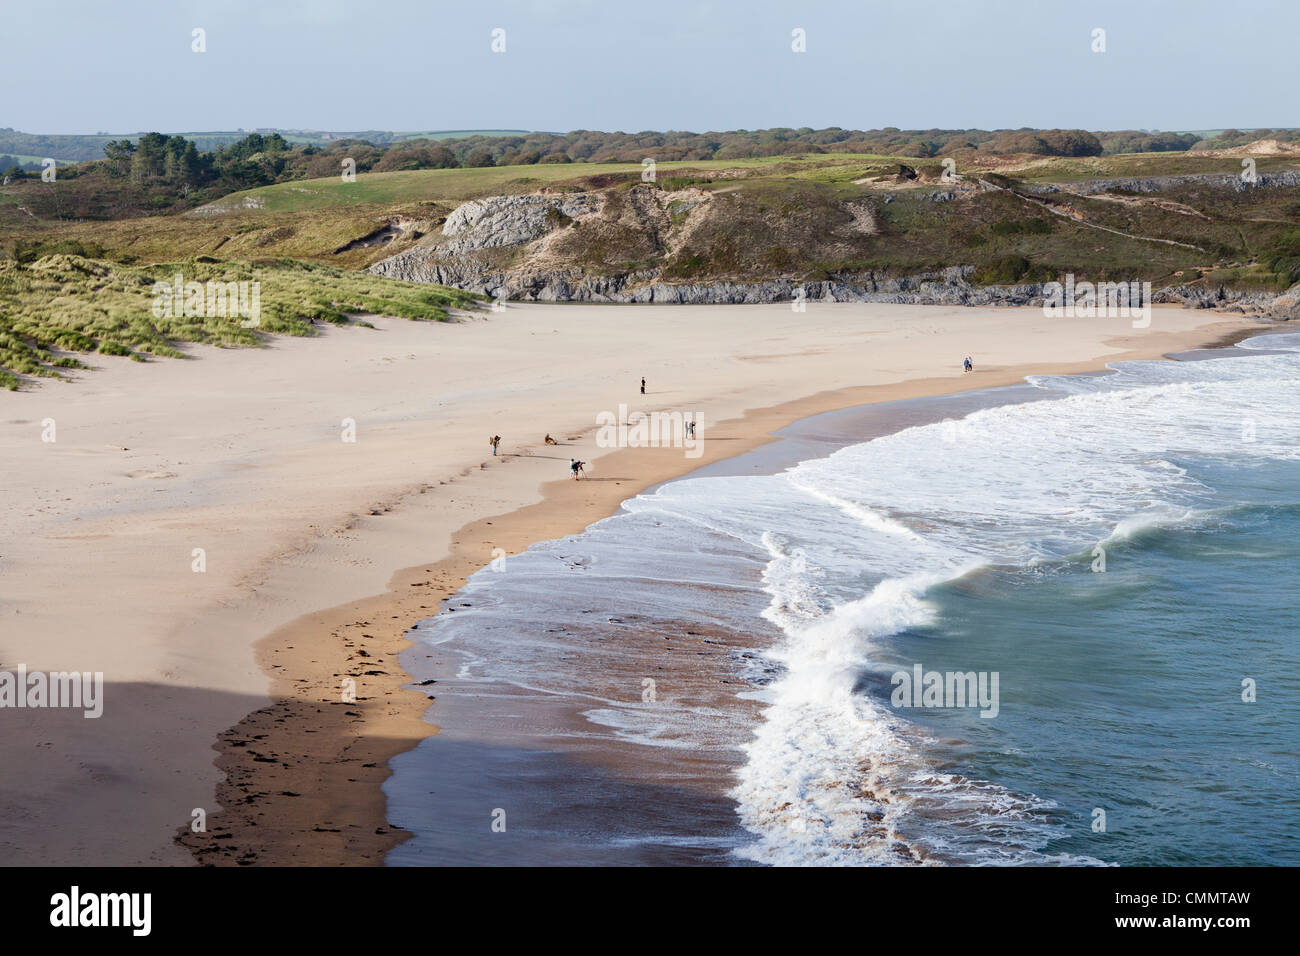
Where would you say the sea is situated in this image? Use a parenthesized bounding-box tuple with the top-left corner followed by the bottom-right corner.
(385, 330, 1300, 866)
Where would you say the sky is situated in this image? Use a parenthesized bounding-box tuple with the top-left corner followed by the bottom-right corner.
(4, 0, 1296, 135)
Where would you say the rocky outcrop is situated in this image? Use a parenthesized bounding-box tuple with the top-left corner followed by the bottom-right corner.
(374, 253, 1053, 306)
(1155, 280, 1300, 320)
(1271, 281, 1300, 320)
(370, 190, 1299, 319)
(437, 193, 600, 254)
(1059, 169, 1300, 196)
(377, 250, 1300, 317)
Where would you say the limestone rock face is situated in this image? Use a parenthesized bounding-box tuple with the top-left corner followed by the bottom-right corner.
(1152, 282, 1299, 318)
(437, 193, 601, 254)
(1267, 281, 1300, 320)
(1071, 170, 1300, 195)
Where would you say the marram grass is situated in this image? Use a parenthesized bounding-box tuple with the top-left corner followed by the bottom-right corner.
(0, 254, 484, 389)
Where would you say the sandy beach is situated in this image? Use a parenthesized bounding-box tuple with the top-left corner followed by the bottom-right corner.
(0, 301, 1262, 865)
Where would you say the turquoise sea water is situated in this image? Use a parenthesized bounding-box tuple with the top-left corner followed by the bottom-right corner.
(892, 462, 1300, 866)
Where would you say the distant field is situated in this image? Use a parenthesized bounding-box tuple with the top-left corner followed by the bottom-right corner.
(1010, 152, 1296, 182)
(388, 130, 533, 141)
(205, 162, 656, 212)
(2, 155, 71, 166)
(198, 154, 918, 213)
(200, 150, 1300, 215)
(254, 130, 531, 146)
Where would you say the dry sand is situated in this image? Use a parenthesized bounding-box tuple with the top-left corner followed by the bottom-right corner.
(0, 302, 1262, 865)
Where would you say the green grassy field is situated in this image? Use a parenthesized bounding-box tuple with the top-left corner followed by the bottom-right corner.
(196, 154, 905, 213)
(194, 149, 1299, 215)
(1010, 152, 1296, 182)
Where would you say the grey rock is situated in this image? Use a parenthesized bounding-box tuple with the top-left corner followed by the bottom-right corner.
(437, 193, 600, 254)
(1071, 170, 1300, 195)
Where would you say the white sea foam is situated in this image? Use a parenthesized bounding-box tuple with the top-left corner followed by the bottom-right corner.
(729, 333, 1300, 865)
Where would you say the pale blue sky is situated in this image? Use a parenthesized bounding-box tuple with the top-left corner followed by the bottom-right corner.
(5, 0, 1295, 134)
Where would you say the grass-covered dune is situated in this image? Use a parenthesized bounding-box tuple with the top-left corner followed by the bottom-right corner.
(0, 255, 483, 389)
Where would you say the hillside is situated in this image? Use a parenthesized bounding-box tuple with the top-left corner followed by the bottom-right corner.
(12, 150, 1289, 294)
(3, 148, 1298, 388)
(364, 165, 1300, 309)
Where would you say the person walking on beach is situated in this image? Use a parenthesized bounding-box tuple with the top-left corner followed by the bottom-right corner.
(963, 356, 973, 373)
(490, 435, 501, 455)
(570, 459, 585, 479)
(640, 377, 646, 395)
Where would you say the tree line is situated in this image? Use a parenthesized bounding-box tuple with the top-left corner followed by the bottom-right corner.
(4, 125, 1294, 223)
(7, 125, 1298, 190)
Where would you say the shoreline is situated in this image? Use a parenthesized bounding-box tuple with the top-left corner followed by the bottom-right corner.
(176, 312, 1269, 866)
